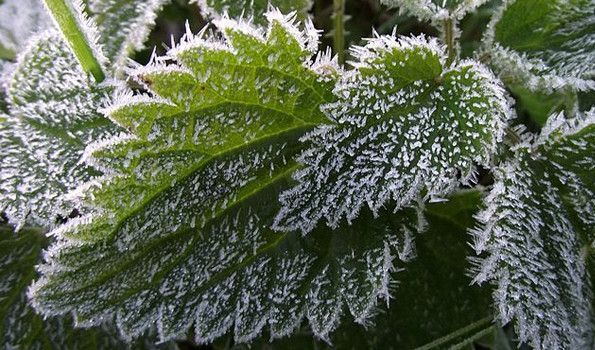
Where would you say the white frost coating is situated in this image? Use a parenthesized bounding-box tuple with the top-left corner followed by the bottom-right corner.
(0, 0, 50, 56)
(483, 0, 595, 92)
(274, 33, 511, 234)
(0, 29, 120, 230)
(41, 0, 109, 70)
(195, 0, 313, 26)
(381, 0, 490, 22)
(470, 109, 595, 349)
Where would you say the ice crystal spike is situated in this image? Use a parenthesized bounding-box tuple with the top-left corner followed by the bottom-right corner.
(0, 225, 171, 349)
(485, 0, 595, 92)
(0, 30, 121, 230)
(470, 109, 595, 349)
(196, 0, 313, 25)
(381, 0, 490, 22)
(274, 34, 511, 235)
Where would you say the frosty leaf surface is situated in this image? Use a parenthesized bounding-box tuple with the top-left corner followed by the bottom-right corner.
(29, 12, 426, 345)
(0, 0, 50, 60)
(86, 0, 169, 70)
(380, 0, 490, 22)
(197, 0, 312, 25)
(485, 0, 595, 92)
(0, 30, 120, 229)
(0, 225, 166, 349)
(471, 110, 595, 348)
(274, 34, 510, 234)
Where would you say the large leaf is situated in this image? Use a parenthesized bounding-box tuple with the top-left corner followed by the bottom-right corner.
(380, 0, 491, 22)
(274, 34, 510, 234)
(0, 225, 172, 349)
(0, 29, 120, 229)
(197, 0, 312, 25)
(470, 109, 595, 348)
(0, 0, 50, 60)
(485, 0, 595, 92)
(86, 0, 169, 70)
(221, 190, 495, 350)
(29, 11, 427, 345)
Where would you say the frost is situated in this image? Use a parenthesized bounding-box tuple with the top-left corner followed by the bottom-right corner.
(0, 0, 50, 58)
(484, 0, 595, 92)
(470, 109, 595, 348)
(196, 0, 313, 25)
(274, 33, 511, 234)
(0, 30, 121, 229)
(381, 0, 490, 22)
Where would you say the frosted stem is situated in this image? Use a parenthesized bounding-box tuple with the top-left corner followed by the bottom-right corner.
(333, 0, 345, 64)
(442, 16, 456, 65)
(42, 0, 105, 82)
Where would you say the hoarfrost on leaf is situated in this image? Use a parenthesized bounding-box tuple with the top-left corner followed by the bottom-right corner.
(484, 0, 595, 92)
(274, 33, 511, 234)
(380, 0, 491, 22)
(470, 109, 595, 349)
(0, 30, 120, 230)
(28, 11, 427, 345)
(196, 0, 313, 25)
(0, 0, 50, 60)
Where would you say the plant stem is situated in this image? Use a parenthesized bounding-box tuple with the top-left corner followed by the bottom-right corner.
(333, 0, 346, 64)
(42, 0, 105, 82)
(442, 16, 456, 65)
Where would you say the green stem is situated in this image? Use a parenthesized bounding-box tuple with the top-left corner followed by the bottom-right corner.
(42, 0, 105, 82)
(443, 16, 456, 65)
(333, 0, 346, 64)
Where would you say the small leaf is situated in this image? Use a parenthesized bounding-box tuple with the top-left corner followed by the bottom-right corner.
(380, 0, 490, 22)
(274, 34, 510, 234)
(0, 30, 121, 229)
(485, 0, 595, 92)
(470, 109, 595, 348)
(197, 0, 313, 25)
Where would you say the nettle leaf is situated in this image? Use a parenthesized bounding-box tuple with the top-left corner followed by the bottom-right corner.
(485, 0, 595, 92)
(380, 0, 490, 22)
(0, 29, 120, 229)
(0, 225, 150, 349)
(0, 0, 50, 60)
(197, 0, 312, 25)
(86, 0, 169, 69)
(471, 109, 595, 348)
(274, 34, 510, 234)
(29, 11, 426, 345)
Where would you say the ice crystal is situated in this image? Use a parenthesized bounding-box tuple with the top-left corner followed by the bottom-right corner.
(196, 0, 313, 25)
(470, 109, 595, 348)
(381, 0, 490, 22)
(484, 0, 595, 92)
(0, 30, 120, 229)
(274, 33, 511, 234)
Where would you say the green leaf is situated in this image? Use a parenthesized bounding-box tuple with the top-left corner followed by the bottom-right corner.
(86, 0, 169, 70)
(198, 0, 312, 25)
(0, 30, 120, 229)
(28, 11, 420, 345)
(485, 0, 595, 92)
(470, 109, 595, 348)
(218, 191, 495, 350)
(0, 225, 166, 349)
(274, 34, 510, 234)
(0, 0, 50, 60)
(380, 0, 491, 22)
(508, 83, 576, 127)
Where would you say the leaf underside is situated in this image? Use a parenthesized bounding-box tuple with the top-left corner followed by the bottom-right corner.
(274, 34, 510, 234)
(487, 0, 595, 92)
(0, 29, 120, 229)
(471, 110, 595, 349)
(29, 12, 431, 345)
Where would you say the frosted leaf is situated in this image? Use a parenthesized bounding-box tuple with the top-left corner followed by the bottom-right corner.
(380, 0, 490, 22)
(196, 0, 313, 25)
(0, 30, 121, 229)
(86, 0, 169, 70)
(274, 33, 511, 234)
(0, 0, 50, 59)
(0, 225, 174, 349)
(470, 109, 595, 348)
(484, 0, 595, 92)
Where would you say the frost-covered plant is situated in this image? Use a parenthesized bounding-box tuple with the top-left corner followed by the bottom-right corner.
(0, 0, 593, 349)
